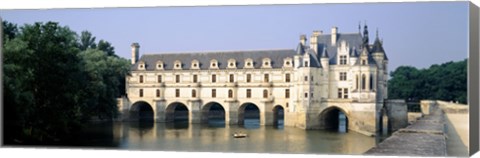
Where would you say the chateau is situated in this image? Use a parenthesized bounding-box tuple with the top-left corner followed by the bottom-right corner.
(118, 25, 390, 135)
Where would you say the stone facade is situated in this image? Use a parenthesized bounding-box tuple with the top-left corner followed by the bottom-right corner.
(120, 25, 389, 135)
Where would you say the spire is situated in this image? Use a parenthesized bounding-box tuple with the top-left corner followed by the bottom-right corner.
(321, 46, 329, 58)
(358, 21, 361, 34)
(363, 23, 369, 46)
(296, 43, 305, 55)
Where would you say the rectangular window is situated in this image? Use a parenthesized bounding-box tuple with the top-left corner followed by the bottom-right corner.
(338, 88, 348, 99)
(338, 88, 343, 98)
(263, 90, 268, 98)
(304, 92, 308, 98)
(212, 89, 216, 98)
(212, 74, 216, 83)
(139, 75, 144, 83)
(139, 89, 143, 97)
(156, 89, 160, 97)
(157, 75, 162, 83)
(340, 55, 347, 65)
(193, 74, 198, 83)
(311, 93, 313, 98)
(304, 61, 309, 67)
(311, 76, 314, 81)
(343, 88, 349, 98)
(175, 89, 180, 98)
(304, 76, 308, 81)
(340, 72, 347, 81)
(285, 74, 290, 82)
(246, 89, 251, 98)
(175, 75, 180, 83)
(247, 74, 251, 83)
(229, 74, 234, 83)
(285, 89, 290, 98)
(264, 74, 269, 82)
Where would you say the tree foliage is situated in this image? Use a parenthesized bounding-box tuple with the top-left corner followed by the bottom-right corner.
(3, 21, 130, 144)
(388, 59, 467, 104)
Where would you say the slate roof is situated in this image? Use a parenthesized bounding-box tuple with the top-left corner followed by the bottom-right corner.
(132, 49, 298, 71)
(316, 33, 364, 64)
(132, 30, 386, 71)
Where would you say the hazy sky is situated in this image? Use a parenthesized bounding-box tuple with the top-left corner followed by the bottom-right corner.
(0, 1, 469, 72)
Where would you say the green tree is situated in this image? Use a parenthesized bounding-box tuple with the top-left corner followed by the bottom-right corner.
(97, 39, 116, 57)
(388, 59, 467, 104)
(3, 21, 131, 143)
(2, 21, 18, 44)
(79, 31, 97, 51)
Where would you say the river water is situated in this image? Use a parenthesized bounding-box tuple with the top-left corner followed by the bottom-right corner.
(69, 116, 389, 155)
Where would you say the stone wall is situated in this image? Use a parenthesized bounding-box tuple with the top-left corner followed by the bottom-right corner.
(385, 99, 408, 132)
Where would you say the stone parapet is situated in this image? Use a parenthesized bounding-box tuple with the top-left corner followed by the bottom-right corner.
(365, 105, 447, 156)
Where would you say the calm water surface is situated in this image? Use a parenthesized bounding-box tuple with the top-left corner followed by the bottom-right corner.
(72, 117, 388, 155)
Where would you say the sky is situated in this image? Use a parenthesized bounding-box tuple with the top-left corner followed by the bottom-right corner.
(0, 1, 469, 72)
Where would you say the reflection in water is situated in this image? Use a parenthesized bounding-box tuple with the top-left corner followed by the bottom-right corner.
(72, 119, 379, 154)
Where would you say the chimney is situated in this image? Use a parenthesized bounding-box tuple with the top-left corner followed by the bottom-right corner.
(331, 26, 338, 45)
(300, 34, 307, 46)
(131, 43, 140, 64)
(310, 30, 321, 53)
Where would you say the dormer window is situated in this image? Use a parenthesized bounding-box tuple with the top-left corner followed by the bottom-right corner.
(228, 59, 236, 69)
(283, 57, 293, 68)
(210, 59, 219, 69)
(244, 58, 254, 69)
(262, 58, 272, 68)
(339, 55, 347, 65)
(138, 61, 146, 70)
(156, 61, 163, 70)
(174, 60, 182, 70)
(191, 59, 200, 69)
(362, 59, 367, 65)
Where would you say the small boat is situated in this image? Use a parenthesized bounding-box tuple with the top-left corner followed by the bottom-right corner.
(233, 132, 248, 138)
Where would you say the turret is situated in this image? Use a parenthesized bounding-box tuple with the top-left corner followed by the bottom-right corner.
(331, 27, 338, 46)
(131, 42, 140, 64)
(372, 29, 387, 68)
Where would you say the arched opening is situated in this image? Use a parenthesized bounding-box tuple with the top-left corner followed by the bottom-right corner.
(379, 108, 390, 135)
(238, 103, 260, 129)
(273, 106, 284, 129)
(201, 102, 226, 127)
(166, 102, 189, 123)
(361, 74, 366, 90)
(319, 107, 348, 133)
(130, 101, 154, 122)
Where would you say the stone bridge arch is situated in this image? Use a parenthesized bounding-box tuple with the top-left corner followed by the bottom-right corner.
(165, 102, 189, 123)
(130, 101, 154, 122)
(238, 102, 261, 127)
(201, 101, 226, 126)
(272, 105, 285, 127)
(318, 106, 350, 132)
